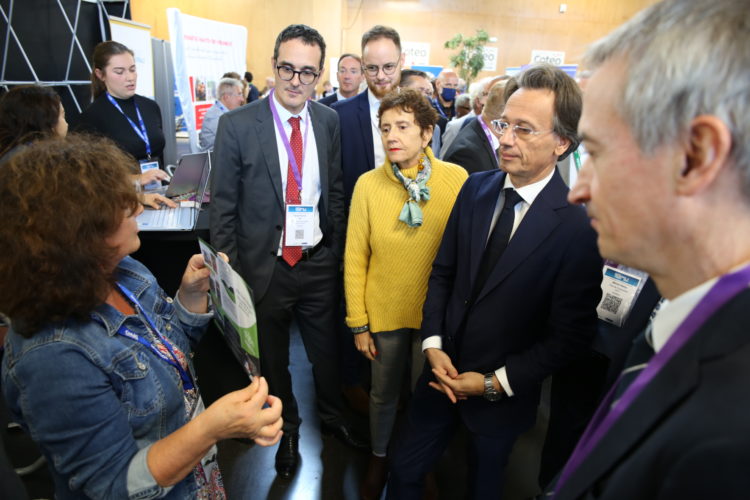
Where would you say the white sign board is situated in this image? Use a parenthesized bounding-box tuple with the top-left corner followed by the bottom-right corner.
(482, 47, 498, 72)
(530, 50, 566, 66)
(109, 17, 154, 99)
(403, 42, 431, 67)
(167, 8, 247, 152)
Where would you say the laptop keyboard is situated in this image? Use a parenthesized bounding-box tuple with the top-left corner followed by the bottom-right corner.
(150, 207, 181, 227)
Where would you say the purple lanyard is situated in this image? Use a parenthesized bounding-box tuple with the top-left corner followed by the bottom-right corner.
(112, 282, 194, 391)
(555, 263, 750, 496)
(478, 118, 498, 165)
(268, 88, 310, 192)
(105, 93, 152, 159)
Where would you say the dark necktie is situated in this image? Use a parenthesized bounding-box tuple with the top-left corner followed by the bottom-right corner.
(472, 188, 523, 300)
(282, 116, 303, 266)
(611, 326, 655, 407)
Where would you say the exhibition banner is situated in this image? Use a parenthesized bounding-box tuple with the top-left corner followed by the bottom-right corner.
(109, 17, 154, 99)
(167, 9, 247, 152)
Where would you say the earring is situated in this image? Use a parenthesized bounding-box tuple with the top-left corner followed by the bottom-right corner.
(418, 152, 426, 171)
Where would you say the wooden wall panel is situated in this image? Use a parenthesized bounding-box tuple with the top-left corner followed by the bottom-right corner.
(131, 0, 657, 93)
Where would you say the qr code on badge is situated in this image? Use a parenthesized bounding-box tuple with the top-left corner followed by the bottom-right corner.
(295, 229, 305, 240)
(601, 293, 622, 314)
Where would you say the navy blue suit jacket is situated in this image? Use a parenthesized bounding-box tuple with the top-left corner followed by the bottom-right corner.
(331, 90, 374, 204)
(421, 169, 602, 435)
(318, 93, 338, 107)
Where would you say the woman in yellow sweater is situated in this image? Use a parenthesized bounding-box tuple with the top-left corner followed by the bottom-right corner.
(345, 89, 468, 498)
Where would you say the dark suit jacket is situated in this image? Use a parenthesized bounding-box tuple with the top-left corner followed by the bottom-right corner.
(331, 90, 373, 204)
(209, 98, 345, 302)
(421, 169, 602, 436)
(442, 118, 497, 174)
(555, 288, 750, 499)
(318, 93, 338, 107)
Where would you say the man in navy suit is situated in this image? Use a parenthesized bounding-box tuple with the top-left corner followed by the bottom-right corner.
(331, 25, 403, 204)
(318, 53, 363, 107)
(387, 64, 602, 499)
(551, 1, 750, 498)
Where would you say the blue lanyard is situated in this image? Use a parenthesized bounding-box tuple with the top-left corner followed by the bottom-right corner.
(215, 100, 228, 113)
(431, 98, 448, 120)
(268, 88, 310, 192)
(111, 282, 194, 391)
(106, 92, 152, 159)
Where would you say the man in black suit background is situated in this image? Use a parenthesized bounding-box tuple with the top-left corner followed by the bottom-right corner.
(318, 53, 364, 107)
(552, 0, 750, 498)
(210, 24, 365, 480)
(442, 80, 508, 174)
(387, 64, 602, 499)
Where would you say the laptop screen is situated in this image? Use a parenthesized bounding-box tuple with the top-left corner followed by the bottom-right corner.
(165, 152, 209, 199)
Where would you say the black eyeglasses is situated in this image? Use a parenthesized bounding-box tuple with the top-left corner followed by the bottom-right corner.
(276, 65, 319, 85)
(363, 61, 399, 77)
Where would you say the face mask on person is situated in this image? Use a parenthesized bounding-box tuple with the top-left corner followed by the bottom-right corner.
(440, 87, 457, 102)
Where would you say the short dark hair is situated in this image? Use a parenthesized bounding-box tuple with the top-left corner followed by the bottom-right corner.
(338, 53, 362, 68)
(244, 71, 253, 83)
(0, 134, 141, 336)
(504, 64, 582, 159)
(399, 69, 428, 87)
(361, 25, 401, 53)
(273, 24, 326, 70)
(378, 89, 438, 136)
(90, 41, 134, 99)
(0, 85, 61, 155)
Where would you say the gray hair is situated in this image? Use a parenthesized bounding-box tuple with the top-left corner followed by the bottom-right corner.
(217, 78, 243, 98)
(585, 0, 750, 186)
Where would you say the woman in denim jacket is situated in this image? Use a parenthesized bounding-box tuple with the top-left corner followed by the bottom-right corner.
(0, 135, 283, 499)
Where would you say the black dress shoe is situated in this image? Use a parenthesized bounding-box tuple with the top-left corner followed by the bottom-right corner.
(321, 422, 369, 450)
(275, 433, 299, 478)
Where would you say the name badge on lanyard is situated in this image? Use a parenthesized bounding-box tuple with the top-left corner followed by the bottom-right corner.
(597, 262, 648, 327)
(285, 205, 314, 246)
(139, 160, 161, 191)
(269, 89, 314, 247)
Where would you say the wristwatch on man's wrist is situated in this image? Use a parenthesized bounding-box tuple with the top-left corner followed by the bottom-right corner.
(483, 372, 503, 401)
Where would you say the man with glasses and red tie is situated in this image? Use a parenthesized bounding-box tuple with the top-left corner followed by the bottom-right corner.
(210, 24, 367, 480)
(387, 64, 602, 499)
(332, 25, 404, 205)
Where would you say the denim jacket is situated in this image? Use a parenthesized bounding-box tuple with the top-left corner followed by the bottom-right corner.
(2, 256, 212, 499)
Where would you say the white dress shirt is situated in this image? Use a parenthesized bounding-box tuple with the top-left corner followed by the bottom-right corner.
(368, 88, 386, 169)
(271, 92, 323, 253)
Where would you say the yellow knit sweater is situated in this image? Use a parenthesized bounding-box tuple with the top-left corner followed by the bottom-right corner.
(344, 148, 468, 332)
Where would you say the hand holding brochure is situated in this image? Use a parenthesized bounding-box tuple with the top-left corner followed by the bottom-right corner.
(199, 238, 260, 378)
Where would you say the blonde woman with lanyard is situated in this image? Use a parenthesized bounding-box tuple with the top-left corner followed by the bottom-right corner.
(344, 89, 467, 498)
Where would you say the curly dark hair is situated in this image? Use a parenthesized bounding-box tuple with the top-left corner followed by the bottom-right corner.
(378, 89, 438, 136)
(0, 134, 141, 336)
(0, 85, 62, 156)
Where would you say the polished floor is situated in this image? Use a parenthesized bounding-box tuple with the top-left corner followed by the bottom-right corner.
(6, 322, 550, 499)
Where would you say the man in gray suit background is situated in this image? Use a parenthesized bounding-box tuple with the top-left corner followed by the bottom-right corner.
(210, 24, 365, 480)
(198, 77, 244, 151)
